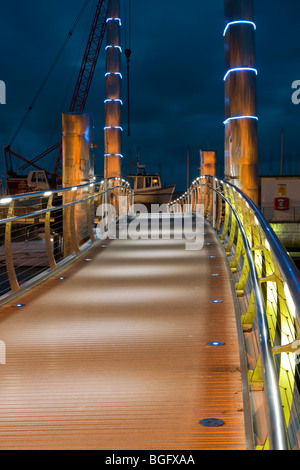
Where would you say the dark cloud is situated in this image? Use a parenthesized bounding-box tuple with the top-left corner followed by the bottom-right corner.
(0, 1, 300, 190)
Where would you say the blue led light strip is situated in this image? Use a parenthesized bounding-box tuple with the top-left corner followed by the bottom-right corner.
(223, 67, 257, 81)
(106, 17, 122, 26)
(104, 126, 123, 131)
(104, 153, 124, 158)
(105, 72, 123, 78)
(223, 115, 258, 125)
(223, 20, 256, 36)
(105, 45, 122, 52)
(104, 99, 123, 105)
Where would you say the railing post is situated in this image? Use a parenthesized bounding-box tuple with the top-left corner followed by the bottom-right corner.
(212, 178, 216, 228)
(44, 193, 57, 271)
(5, 200, 19, 292)
(87, 184, 96, 243)
(104, 178, 108, 208)
(70, 188, 80, 255)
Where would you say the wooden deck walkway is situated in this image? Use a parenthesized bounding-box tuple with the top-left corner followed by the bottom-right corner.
(0, 217, 250, 450)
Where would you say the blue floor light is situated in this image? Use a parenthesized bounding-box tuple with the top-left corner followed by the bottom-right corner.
(207, 341, 225, 346)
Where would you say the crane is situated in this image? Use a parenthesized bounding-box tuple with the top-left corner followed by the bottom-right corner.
(5, 0, 108, 193)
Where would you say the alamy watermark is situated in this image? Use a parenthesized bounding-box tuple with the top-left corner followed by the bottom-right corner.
(96, 197, 204, 251)
(0, 80, 6, 104)
(291, 80, 300, 105)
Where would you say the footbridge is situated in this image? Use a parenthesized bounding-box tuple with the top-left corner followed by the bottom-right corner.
(0, 177, 299, 450)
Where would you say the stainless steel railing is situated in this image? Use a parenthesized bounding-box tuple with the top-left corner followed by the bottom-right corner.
(169, 175, 300, 450)
(0, 178, 133, 303)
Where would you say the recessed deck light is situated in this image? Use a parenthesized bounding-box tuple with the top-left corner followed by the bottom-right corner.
(199, 418, 225, 427)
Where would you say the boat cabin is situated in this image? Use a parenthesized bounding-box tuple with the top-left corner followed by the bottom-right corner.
(134, 174, 161, 191)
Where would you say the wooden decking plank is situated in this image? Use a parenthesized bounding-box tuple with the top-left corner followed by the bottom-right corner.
(0, 220, 247, 450)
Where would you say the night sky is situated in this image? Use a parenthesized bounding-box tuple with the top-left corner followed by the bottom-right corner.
(1, 0, 300, 192)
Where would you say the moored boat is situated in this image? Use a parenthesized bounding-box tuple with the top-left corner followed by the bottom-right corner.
(128, 160, 175, 206)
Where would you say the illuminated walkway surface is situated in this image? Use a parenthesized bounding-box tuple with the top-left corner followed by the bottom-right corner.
(0, 219, 248, 450)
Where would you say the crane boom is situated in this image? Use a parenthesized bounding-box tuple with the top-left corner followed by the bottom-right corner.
(52, 0, 108, 183)
(70, 0, 108, 113)
(10, 0, 108, 186)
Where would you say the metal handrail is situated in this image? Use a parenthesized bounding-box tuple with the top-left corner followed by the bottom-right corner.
(0, 185, 125, 225)
(0, 178, 133, 301)
(0, 176, 126, 202)
(219, 178, 300, 324)
(174, 175, 300, 328)
(170, 175, 300, 450)
(205, 184, 289, 450)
